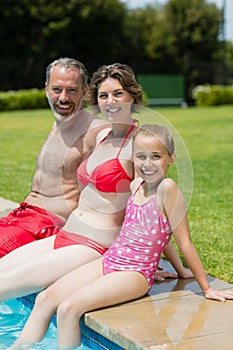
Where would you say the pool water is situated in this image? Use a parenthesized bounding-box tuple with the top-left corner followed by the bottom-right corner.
(0, 299, 91, 349)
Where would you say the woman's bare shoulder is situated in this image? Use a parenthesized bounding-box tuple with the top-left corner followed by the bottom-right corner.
(96, 128, 112, 143)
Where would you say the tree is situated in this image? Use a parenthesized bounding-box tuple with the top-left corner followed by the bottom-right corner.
(127, 0, 222, 101)
(0, 0, 47, 89)
(0, 0, 226, 99)
(226, 41, 233, 84)
(0, 0, 129, 89)
(164, 0, 222, 100)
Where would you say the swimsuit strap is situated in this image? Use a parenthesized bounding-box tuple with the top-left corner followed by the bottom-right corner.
(132, 179, 145, 196)
(98, 129, 112, 146)
(132, 179, 158, 201)
(96, 124, 135, 157)
(116, 124, 135, 157)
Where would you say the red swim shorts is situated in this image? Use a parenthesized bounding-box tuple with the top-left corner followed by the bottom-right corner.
(54, 229, 108, 255)
(0, 202, 64, 257)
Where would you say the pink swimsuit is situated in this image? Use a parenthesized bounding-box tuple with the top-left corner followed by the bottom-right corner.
(102, 185, 172, 289)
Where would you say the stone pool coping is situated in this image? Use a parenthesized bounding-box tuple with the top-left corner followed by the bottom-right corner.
(1, 197, 233, 349)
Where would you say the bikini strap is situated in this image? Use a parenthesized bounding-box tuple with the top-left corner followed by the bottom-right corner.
(97, 123, 135, 156)
(97, 129, 112, 146)
(116, 124, 135, 157)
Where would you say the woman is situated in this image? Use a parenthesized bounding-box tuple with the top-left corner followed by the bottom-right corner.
(0, 64, 188, 302)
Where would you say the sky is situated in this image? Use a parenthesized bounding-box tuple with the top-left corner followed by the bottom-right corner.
(121, 0, 233, 42)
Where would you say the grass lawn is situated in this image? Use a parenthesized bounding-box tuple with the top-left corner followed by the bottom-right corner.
(0, 109, 54, 202)
(0, 106, 232, 283)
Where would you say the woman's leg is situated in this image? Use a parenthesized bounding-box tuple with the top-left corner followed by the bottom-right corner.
(0, 244, 101, 302)
(0, 236, 55, 271)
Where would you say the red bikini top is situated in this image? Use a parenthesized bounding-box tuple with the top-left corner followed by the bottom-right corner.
(77, 125, 135, 193)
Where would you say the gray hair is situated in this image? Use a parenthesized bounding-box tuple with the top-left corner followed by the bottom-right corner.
(46, 57, 88, 88)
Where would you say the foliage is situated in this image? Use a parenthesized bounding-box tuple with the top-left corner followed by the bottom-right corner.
(226, 41, 233, 84)
(0, 89, 48, 110)
(0, 88, 147, 111)
(126, 1, 223, 81)
(192, 84, 233, 106)
(164, 0, 222, 101)
(164, 0, 221, 61)
(0, 0, 128, 89)
(0, 0, 231, 103)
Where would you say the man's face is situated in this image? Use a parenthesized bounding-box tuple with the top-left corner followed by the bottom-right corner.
(45, 65, 85, 123)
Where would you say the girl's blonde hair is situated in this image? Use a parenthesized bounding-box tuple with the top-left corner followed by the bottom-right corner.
(134, 124, 175, 155)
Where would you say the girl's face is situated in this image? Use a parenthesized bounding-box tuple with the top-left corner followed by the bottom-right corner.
(97, 78, 134, 123)
(133, 134, 174, 184)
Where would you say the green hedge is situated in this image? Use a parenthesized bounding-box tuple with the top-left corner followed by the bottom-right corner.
(0, 88, 149, 111)
(192, 84, 233, 106)
(1, 86, 232, 110)
(0, 89, 48, 111)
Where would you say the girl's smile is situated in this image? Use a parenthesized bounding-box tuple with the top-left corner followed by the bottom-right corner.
(133, 135, 174, 184)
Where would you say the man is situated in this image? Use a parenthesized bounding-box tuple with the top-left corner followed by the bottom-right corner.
(0, 57, 107, 257)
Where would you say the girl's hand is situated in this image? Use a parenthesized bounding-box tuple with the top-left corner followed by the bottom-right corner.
(154, 268, 178, 281)
(178, 268, 194, 279)
(205, 288, 233, 302)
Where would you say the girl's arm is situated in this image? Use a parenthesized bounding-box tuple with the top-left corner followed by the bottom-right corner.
(163, 240, 194, 279)
(161, 178, 233, 302)
(154, 240, 193, 282)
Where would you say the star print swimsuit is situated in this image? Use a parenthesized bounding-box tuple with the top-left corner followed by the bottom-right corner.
(102, 184, 172, 289)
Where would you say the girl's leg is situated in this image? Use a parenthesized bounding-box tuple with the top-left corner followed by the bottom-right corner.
(57, 270, 149, 348)
(8, 258, 105, 349)
(0, 244, 101, 302)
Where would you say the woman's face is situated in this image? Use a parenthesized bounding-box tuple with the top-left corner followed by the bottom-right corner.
(97, 78, 134, 123)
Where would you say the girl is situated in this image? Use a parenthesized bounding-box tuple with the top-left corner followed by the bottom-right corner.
(9, 124, 233, 350)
